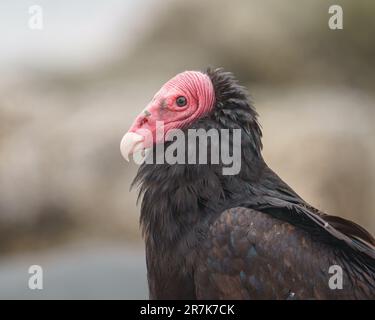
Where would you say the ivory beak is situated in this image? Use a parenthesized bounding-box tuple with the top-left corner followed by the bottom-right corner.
(120, 132, 145, 161)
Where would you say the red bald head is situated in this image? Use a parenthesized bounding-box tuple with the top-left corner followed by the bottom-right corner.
(121, 71, 215, 160)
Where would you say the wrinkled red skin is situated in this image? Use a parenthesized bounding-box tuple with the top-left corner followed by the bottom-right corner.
(127, 71, 215, 148)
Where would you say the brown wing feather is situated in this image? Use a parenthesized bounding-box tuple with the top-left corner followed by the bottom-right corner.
(322, 214, 375, 246)
(194, 207, 375, 299)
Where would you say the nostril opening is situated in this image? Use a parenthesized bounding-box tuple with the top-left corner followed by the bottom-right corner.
(139, 117, 148, 126)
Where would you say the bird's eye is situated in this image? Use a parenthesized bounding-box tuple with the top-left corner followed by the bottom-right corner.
(176, 96, 187, 107)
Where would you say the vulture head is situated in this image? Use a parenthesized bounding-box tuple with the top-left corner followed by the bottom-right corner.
(120, 68, 262, 163)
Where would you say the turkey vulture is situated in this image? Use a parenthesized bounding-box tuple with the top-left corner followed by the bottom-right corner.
(120, 68, 375, 299)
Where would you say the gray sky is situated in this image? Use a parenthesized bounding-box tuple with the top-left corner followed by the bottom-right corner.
(0, 0, 157, 72)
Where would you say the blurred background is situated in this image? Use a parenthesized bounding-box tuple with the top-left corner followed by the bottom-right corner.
(0, 0, 374, 299)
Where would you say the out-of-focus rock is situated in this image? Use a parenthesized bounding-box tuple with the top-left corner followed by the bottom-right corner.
(108, 0, 375, 90)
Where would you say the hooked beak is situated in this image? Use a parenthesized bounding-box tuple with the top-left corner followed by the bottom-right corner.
(120, 106, 157, 162)
(120, 132, 145, 161)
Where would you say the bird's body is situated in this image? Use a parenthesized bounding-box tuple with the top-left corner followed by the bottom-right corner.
(121, 68, 375, 299)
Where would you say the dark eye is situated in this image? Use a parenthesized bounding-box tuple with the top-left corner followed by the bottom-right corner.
(176, 96, 187, 107)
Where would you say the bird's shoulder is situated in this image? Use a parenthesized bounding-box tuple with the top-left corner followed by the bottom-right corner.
(204, 207, 310, 251)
